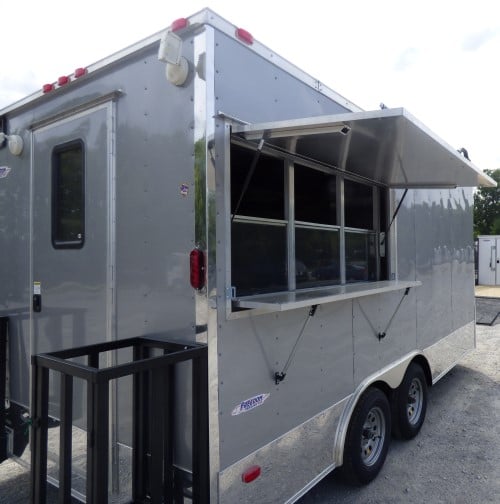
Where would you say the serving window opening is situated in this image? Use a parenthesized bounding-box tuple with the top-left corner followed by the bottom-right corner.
(230, 143, 386, 300)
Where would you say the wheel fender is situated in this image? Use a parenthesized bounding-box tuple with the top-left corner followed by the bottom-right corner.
(333, 351, 427, 466)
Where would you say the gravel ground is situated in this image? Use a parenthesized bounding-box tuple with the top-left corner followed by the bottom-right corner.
(1, 324, 499, 503)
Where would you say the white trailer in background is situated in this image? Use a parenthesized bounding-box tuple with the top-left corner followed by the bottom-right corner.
(0, 8, 495, 503)
(477, 235, 500, 285)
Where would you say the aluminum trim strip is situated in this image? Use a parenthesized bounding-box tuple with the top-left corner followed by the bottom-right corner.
(234, 280, 421, 312)
(29, 91, 124, 131)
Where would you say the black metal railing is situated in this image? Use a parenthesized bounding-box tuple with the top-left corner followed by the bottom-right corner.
(31, 336, 209, 504)
(0, 317, 8, 463)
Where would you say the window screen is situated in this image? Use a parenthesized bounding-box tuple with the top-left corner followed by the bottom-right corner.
(52, 140, 85, 249)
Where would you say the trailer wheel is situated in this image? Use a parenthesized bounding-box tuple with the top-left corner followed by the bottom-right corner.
(341, 387, 391, 485)
(392, 362, 428, 440)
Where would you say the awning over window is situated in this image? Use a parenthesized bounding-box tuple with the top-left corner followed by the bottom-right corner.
(232, 108, 496, 189)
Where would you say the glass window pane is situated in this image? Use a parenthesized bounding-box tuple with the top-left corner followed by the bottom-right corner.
(295, 227, 340, 288)
(232, 222, 287, 296)
(231, 144, 284, 220)
(52, 141, 85, 248)
(344, 179, 374, 229)
(345, 232, 377, 283)
(294, 164, 336, 225)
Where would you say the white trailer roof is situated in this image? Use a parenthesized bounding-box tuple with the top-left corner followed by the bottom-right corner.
(233, 107, 495, 188)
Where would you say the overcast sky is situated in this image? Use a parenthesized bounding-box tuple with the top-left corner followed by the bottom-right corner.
(1, 0, 499, 170)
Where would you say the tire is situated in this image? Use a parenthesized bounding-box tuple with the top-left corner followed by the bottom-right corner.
(392, 362, 428, 440)
(341, 387, 391, 485)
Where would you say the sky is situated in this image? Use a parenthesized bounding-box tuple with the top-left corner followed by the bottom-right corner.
(1, 0, 499, 171)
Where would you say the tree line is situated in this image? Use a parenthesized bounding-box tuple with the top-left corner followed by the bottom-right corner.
(474, 169, 500, 237)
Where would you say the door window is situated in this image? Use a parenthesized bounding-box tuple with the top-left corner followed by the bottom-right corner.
(52, 140, 85, 249)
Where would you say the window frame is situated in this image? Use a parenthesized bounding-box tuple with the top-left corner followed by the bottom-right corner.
(51, 139, 86, 250)
(228, 140, 383, 308)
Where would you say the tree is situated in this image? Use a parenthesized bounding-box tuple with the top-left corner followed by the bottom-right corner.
(474, 169, 500, 237)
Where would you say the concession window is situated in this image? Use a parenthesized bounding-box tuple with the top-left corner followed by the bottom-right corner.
(229, 108, 494, 313)
(232, 107, 496, 189)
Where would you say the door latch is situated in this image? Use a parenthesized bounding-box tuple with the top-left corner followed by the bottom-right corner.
(33, 294, 42, 313)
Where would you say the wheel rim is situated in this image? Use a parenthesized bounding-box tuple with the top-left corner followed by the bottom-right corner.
(407, 377, 424, 426)
(360, 406, 386, 466)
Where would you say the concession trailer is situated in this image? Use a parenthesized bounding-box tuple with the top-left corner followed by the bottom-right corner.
(0, 8, 494, 503)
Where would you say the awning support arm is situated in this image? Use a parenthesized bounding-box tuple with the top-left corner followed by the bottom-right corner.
(231, 134, 266, 222)
(356, 287, 411, 341)
(274, 305, 318, 384)
(381, 188, 408, 245)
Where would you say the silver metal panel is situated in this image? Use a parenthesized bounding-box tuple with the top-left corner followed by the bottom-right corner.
(424, 321, 475, 382)
(234, 280, 421, 312)
(233, 108, 495, 188)
(112, 42, 196, 348)
(213, 31, 351, 126)
(0, 134, 30, 406)
(217, 301, 353, 469)
(450, 188, 475, 329)
(219, 398, 347, 504)
(352, 288, 418, 385)
(414, 189, 454, 348)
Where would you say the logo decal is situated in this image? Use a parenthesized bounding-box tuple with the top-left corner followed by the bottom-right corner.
(231, 393, 270, 416)
(0, 166, 11, 179)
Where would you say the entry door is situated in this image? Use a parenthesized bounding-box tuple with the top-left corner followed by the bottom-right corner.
(478, 238, 497, 286)
(31, 104, 113, 356)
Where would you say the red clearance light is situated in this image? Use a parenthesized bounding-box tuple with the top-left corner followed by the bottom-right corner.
(42, 83, 54, 93)
(171, 18, 189, 32)
(58, 76, 70, 86)
(74, 67, 87, 78)
(242, 465, 261, 483)
(235, 28, 253, 45)
(190, 248, 205, 290)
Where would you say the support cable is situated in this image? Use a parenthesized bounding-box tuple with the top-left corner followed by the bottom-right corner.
(231, 135, 266, 222)
(381, 188, 408, 246)
(356, 288, 411, 341)
(275, 305, 318, 384)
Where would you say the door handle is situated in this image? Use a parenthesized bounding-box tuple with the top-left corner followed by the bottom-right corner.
(33, 294, 42, 313)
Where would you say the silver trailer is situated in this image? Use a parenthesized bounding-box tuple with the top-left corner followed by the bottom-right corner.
(0, 8, 495, 503)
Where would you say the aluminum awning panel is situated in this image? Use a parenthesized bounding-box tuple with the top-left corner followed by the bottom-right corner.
(232, 108, 495, 188)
